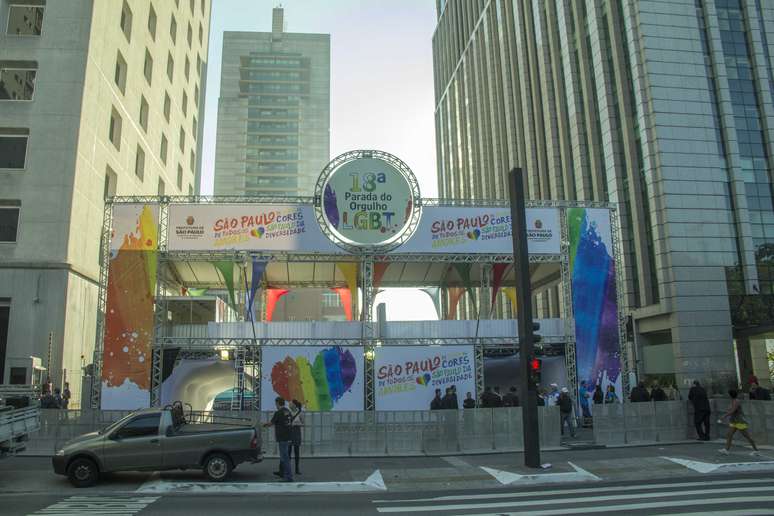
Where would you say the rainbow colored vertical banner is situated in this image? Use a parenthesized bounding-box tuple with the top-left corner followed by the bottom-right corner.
(261, 346, 364, 411)
(101, 204, 158, 409)
(567, 208, 622, 396)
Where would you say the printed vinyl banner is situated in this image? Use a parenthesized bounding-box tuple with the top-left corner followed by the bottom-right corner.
(568, 208, 622, 400)
(102, 204, 158, 410)
(260, 346, 364, 411)
(167, 204, 342, 253)
(374, 346, 476, 411)
(398, 207, 561, 254)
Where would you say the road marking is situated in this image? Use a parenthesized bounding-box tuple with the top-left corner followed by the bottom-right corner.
(480, 461, 600, 485)
(662, 456, 774, 474)
(374, 486, 770, 513)
(658, 511, 774, 516)
(441, 456, 471, 468)
(372, 477, 774, 504)
(461, 497, 774, 516)
(31, 496, 159, 516)
(136, 469, 386, 494)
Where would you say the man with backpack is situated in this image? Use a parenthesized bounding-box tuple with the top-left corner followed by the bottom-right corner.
(263, 397, 294, 482)
(558, 387, 576, 438)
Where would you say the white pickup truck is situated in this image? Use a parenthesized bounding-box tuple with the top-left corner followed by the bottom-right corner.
(0, 404, 40, 458)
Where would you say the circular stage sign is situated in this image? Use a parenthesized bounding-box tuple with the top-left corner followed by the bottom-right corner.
(315, 150, 421, 250)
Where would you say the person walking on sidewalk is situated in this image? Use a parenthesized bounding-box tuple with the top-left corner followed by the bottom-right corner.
(688, 380, 711, 441)
(718, 389, 760, 456)
(605, 385, 619, 404)
(263, 397, 294, 482)
(558, 387, 576, 438)
(289, 399, 304, 475)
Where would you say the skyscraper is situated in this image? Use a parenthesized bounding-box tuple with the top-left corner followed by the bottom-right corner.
(432, 0, 774, 387)
(0, 0, 211, 405)
(214, 7, 330, 196)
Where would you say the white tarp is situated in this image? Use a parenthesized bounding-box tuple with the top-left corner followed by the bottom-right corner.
(374, 346, 476, 411)
(398, 207, 561, 254)
(166, 204, 342, 252)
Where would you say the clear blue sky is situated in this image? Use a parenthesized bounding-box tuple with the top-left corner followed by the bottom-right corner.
(200, 0, 439, 197)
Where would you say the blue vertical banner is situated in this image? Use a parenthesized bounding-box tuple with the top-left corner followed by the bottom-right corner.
(247, 258, 267, 321)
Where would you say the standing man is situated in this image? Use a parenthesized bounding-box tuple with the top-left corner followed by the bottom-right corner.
(430, 389, 443, 410)
(578, 381, 591, 418)
(502, 386, 519, 407)
(630, 382, 651, 402)
(651, 383, 667, 402)
(263, 397, 293, 482)
(558, 388, 576, 438)
(688, 380, 711, 441)
(61, 383, 71, 410)
(463, 392, 476, 408)
(441, 387, 458, 409)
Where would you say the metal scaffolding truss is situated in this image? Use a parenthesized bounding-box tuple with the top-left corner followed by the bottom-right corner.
(90, 202, 114, 409)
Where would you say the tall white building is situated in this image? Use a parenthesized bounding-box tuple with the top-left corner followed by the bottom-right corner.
(433, 0, 774, 390)
(0, 0, 211, 406)
(214, 7, 330, 196)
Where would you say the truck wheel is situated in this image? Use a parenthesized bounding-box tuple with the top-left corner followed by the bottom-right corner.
(203, 453, 232, 482)
(67, 458, 99, 488)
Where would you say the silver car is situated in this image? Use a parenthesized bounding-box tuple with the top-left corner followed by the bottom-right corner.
(52, 405, 261, 487)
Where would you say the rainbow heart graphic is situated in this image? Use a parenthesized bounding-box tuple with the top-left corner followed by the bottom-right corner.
(467, 228, 481, 240)
(415, 373, 432, 386)
(250, 227, 265, 238)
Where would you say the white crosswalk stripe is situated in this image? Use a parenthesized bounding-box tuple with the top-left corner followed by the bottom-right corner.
(373, 478, 774, 515)
(30, 496, 160, 516)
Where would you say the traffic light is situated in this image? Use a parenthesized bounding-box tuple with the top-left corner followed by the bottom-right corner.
(529, 357, 542, 385)
(532, 321, 542, 344)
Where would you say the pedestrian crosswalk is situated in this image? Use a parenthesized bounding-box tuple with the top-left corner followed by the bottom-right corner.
(372, 477, 774, 515)
(30, 496, 159, 516)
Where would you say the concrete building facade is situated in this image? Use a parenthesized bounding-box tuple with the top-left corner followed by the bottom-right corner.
(0, 0, 211, 406)
(213, 7, 330, 196)
(432, 0, 774, 389)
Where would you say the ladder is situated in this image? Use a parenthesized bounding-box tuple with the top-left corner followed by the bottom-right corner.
(230, 348, 245, 411)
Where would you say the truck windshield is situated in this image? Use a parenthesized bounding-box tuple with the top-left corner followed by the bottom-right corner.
(99, 413, 137, 435)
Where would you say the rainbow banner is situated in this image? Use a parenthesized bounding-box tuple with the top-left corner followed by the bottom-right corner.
(260, 346, 364, 411)
(567, 208, 622, 398)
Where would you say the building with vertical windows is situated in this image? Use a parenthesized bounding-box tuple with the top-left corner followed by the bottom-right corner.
(432, 0, 774, 389)
(213, 7, 330, 196)
(0, 0, 211, 405)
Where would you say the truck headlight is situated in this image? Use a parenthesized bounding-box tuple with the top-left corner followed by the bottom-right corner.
(55, 449, 65, 456)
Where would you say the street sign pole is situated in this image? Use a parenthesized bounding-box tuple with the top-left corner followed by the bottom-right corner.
(508, 168, 541, 468)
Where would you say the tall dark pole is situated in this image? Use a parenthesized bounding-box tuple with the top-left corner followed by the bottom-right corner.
(508, 168, 541, 468)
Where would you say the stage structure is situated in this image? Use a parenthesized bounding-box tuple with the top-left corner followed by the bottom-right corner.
(93, 150, 628, 411)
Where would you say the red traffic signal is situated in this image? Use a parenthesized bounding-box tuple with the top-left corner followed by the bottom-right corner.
(530, 358, 542, 372)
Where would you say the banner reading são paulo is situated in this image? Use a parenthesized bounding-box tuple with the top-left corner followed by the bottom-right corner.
(166, 204, 342, 252)
(399, 207, 561, 254)
(374, 346, 476, 411)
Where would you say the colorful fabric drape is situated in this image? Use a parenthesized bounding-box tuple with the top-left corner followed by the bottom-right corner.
(490, 263, 510, 313)
(246, 258, 267, 321)
(331, 287, 353, 321)
(373, 262, 390, 291)
(502, 287, 517, 313)
(265, 289, 290, 322)
(445, 287, 466, 320)
(420, 287, 442, 320)
(452, 263, 477, 315)
(336, 262, 359, 318)
(214, 261, 237, 311)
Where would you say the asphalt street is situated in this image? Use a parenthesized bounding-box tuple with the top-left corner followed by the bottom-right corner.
(3, 441, 774, 515)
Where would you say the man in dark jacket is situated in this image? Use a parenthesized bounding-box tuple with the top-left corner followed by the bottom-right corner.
(441, 387, 458, 409)
(262, 397, 294, 481)
(430, 389, 443, 410)
(630, 382, 651, 402)
(651, 383, 667, 402)
(558, 388, 576, 438)
(750, 382, 772, 401)
(480, 386, 497, 408)
(462, 392, 476, 408)
(688, 380, 711, 440)
(502, 386, 520, 407)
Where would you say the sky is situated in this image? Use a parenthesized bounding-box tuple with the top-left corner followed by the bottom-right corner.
(200, 0, 439, 197)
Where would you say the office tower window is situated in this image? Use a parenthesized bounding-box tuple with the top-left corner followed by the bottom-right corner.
(143, 50, 153, 85)
(166, 52, 174, 81)
(120, 1, 132, 42)
(114, 51, 127, 94)
(0, 202, 20, 242)
(184, 56, 190, 81)
(189, 184, 194, 195)
(139, 96, 149, 132)
(187, 23, 192, 48)
(7, 4, 44, 36)
(108, 108, 122, 150)
(148, 4, 157, 39)
(170, 15, 177, 43)
(135, 145, 145, 180)
(179, 127, 185, 152)
(189, 149, 195, 173)
(163, 92, 171, 121)
(0, 299, 10, 383)
(104, 166, 118, 199)
(197, 54, 202, 74)
(192, 115, 197, 135)
(194, 84, 199, 107)
(160, 134, 168, 164)
(199, 22, 203, 45)
(0, 62, 37, 100)
(189, 0, 195, 13)
(201, 0, 205, 14)
(157, 178, 165, 195)
(177, 164, 183, 189)
(182, 91, 188, 115)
